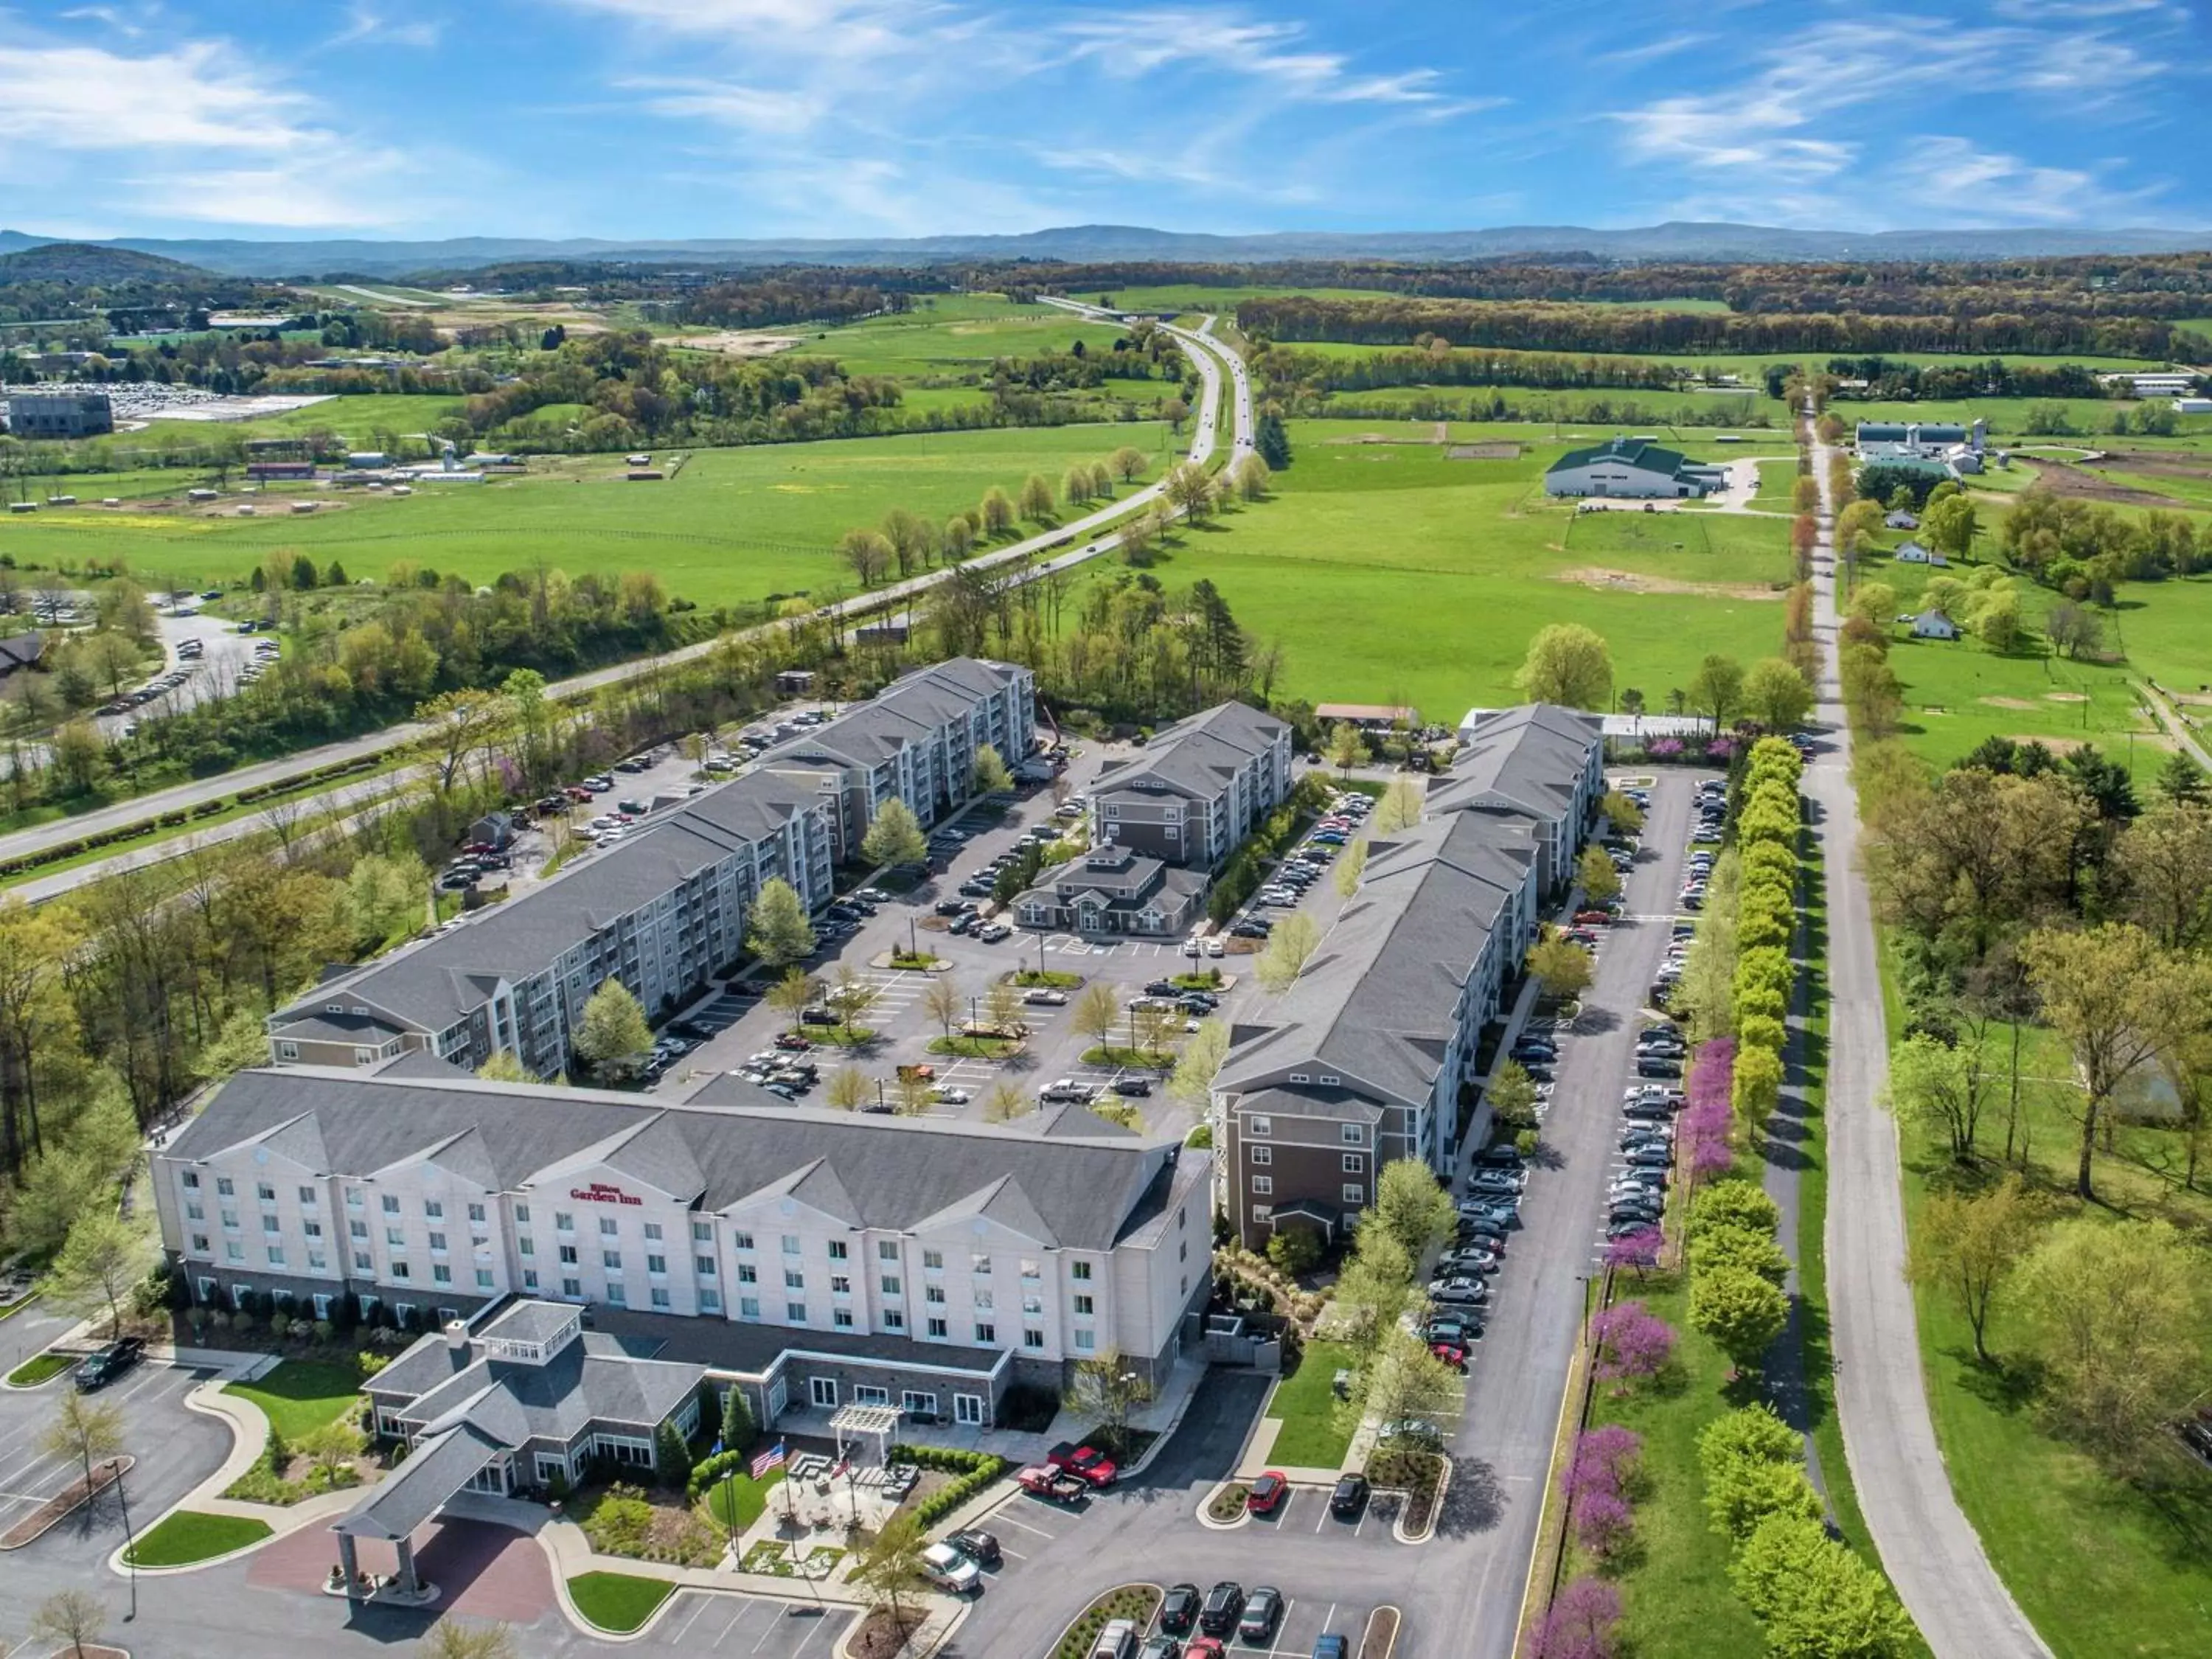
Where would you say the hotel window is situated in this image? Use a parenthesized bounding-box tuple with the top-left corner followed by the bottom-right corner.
(432, 1265, 452, 1284)
(880, 1275, 902, 1296)
(1342, 1184, 1366, 1205)
(925, 1285, 945, 1304)
(1253, 1204, 1273, 1221)
(515, 1204, 530, 1223)
(599, 1217, 618, 1237)
(192, 1234, 210, 1253)
(262, 1214, 280, 1234)
(386, 1228, 405, 1248)
(257, 1183, 275, 1202)
(647, 1255, 667, 1276)
(878, 1240, 900, 1261)
(694, 1222, 713, 1242)
(642, 1222, 662, 1241)
(1343, 1153, 1365, 1174)
(974, 1322, 996, 1344)
(468, 1203, 487, 1224)
(1252, 1176, 1273, 1195)
(428, 1231, 448, 1253)
(782, 1234, 801, 1256)
(518, 1237, 535, 1256)
(737, 1264, 757, 1284)
(353, 1251, 373, 1272)
(827, 1240, 848, 1261)
(216, 1176, 235, 1197)
(784, 1269, 804, 1290)
(1074, 1329, 1096, 1352)
(970, 1252, 991, 1274)
(832, 1309, 854, 1329)
(221, 1208, 239, 1231)
(476, 1270, 494, 1290)
(973, 1289, 993, 1311)
(524, 1270, 541, 1290)
(226, 1242, 244, 1262)
(392, 1262, 411, 1279)
(606, 1283, 625, 1307)
(883, 1310, 905, 1330)
(602, 1250, 622, 1270)
(700, 1288, 721, 1312)
(1248, 1116, 1270, 1136)
(733, 1231, 754, 1251)
(1341, 1124, 1365, 1144)
(1071, 1260, 1092, 1281)
(740, 1297, 761, 1318)
(1074, 1295, 1094, 1316)
(424, 1200, 443, 1220)
(786, 1301, 807, 1322)
(928, 1317, 948, 1339)
(182, 1172, 200, 1189)
(696, 1256, 716, 1277)
(651, 1288, 671, 1309)
(831, 1276, 852, 1296)
(303, 1220, 323, 1239)
(559, 1244, 579, 1265)
(1250, 1145, 1273, 1166)
(266, 1245, 285, 1267)
(922, 1249, 943, 1270)
(1024, 1329, 1045, 1350)
(299, 1185, 318, 1205)
(1020, 1259, 1040, 1280)
(555, 1212, 574, 1232)
(307, 1250, 327, 1272)
(381, 1194, 400, 1214)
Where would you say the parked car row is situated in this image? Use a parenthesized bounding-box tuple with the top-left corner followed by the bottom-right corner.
(1608, 1018, 1689, 1236)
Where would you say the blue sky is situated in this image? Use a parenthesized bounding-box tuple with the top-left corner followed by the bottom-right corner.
(1, 0, 2205, 240)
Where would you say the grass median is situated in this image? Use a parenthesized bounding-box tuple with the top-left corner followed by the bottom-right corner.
(125, 1511, 273, 1566)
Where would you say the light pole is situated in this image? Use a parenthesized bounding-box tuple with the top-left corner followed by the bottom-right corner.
(116, 1458, 138, 1621)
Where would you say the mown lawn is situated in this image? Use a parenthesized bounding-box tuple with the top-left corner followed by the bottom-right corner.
(4, 424, 1171, 610)
(1265, 1340, 1360, 1469)
(567, 1571, 676, 1632)
(700, 1467, 786, 1532)
(224, 1361, 361, 1441)
(126, 1510, 272, 1565)
(1071, 420, 1788, 726)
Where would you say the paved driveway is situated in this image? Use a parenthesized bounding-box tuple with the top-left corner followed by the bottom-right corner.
(0, 1355, 223, 1552)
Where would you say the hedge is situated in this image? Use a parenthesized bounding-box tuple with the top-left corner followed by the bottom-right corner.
(886, 1444, 1009, 1525)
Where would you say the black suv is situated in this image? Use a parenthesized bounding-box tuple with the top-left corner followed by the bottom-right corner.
(1160, 1584, 1202, 1634)
(1329, 1473, 1370, 1517)
(75, 1336, 146, 1391)
(1199, 1582, 1245, 1636)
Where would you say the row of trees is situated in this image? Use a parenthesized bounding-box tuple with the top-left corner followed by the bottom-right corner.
(1236, 295, 2201, 362)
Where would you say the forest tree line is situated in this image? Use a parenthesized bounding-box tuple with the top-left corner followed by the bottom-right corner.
(1235, 296, 2206, 362)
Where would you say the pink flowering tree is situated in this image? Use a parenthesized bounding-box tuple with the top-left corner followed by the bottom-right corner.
(1530, 1578, 1623, 1659)
(1590, 1301, 1677, 1390)
(1573, 1425, 1644, 1491)
(1572, 1488, 1635, 1559)
(1603, 1225, 1663, 1278)
(1682, 1039, 1739, 1186)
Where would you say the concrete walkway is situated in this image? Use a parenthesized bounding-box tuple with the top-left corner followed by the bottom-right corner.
(1804, 406, 2052, 1659)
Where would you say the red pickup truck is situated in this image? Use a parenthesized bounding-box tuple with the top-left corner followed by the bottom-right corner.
(1046, 1441, 1119, 1488)
(1015, 1464, 1089, 1503)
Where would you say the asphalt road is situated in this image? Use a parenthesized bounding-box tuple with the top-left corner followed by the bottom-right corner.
(1, 320, 1246, 891)
(1804, 413, 2051, 1659)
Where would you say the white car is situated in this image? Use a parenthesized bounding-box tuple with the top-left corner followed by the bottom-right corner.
(931, 1085, 972, 1105)
(1203, 937, 1225, 958)
(1181, 937, 1202, 957)
(1023, 988, 1068, 1006)
(920, 1541, 981, 1594)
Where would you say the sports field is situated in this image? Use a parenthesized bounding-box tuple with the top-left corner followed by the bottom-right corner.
(0, 423, 1177, 605)
(1080, 420, 1791, 721)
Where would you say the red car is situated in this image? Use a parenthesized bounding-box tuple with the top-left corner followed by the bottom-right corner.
(1573, 909, 1613, 926)
(773, 1033, 813, 1052)
(1430, 1341, 1470, 1371)
(1245, 1471, 1290, 1514)
(1046, 1441, 1119, 1488)
(565, 785, 593, 802)
(1186, 1641, 1226, 1659)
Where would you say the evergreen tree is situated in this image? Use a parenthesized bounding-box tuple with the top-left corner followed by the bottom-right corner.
(1256, 411, 1292, 470)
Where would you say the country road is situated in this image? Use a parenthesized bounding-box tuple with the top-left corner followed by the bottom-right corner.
(2, 313, 1248, 894)
(1805, 405, 2053, 1659)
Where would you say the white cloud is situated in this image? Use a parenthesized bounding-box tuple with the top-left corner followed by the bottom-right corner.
(1887, 136, 2161, 226)
(615, 77, 821, 133)
(0, 42, 320, 151)
(328, 7, 445, 49)
(1596, 32, 1715, 67)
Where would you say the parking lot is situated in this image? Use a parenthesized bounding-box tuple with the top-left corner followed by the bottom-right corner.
(635, 1590, 854, 1658)
(654, 742, 1332, 1135)
(945, 1372, 1417, 1658)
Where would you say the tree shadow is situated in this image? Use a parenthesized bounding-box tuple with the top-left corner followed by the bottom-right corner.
(1946, 1347, 2040, 1417)
(1433, 1455, 1505, 1537)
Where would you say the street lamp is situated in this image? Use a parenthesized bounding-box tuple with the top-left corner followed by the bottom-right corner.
(116, 1458, 138, 1620)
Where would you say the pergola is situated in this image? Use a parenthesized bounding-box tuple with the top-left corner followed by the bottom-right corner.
(826, 1402, 904, 1466)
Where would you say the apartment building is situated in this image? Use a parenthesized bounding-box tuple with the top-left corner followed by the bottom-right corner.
(266, 769, 838, 1077)
(1091, 701, 1293, 871)
(1431, 703, 1605, 896)
(761, 657, 1036, 858)
(1211, 810, 1542, 1247)
(153, 1066, 1211, 1408)
(1013, 846, 1209, 938)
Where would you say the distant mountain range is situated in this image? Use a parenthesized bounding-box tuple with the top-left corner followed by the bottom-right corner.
(1, 221, 2207, 279)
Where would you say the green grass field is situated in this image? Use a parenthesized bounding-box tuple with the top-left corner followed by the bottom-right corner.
(1096, 420, 1790, 722)
(1, 424, 1176, 605)
(1264, 1340, 1360, 1468)
(138, 392, 467, 440)
(568, 1571, 676, 1632)
(126, 1510, 273, 1566)
(1835, 397, 2212, 442)
(801, 303, 1135, 378)
(224, 1360, 363, 1441)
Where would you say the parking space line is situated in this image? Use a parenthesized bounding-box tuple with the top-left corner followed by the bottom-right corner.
(711, 1601, 754, 1647)
(787, 1610, 830, 1658)
(667, 1595, 709, 1644)
(993, 1510, 1056, 1540)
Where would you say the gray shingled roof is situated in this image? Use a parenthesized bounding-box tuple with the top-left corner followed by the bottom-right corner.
(1095, 700, 1287, 802)
(169, 1068, 1183, 1251)
(333, 1422, 504, 1540)
(268, 1009, 408, 1043)
(759, 656, 1021, 773)
(1430, 704, 1596, 822)
(285, 768, 827, 1035)
(1217, 810, 1536, 1105)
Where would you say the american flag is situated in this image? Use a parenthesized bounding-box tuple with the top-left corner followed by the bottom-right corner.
(751, 1441, 787, 1479)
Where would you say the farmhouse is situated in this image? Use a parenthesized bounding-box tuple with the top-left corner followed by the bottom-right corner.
(1885, 509, 1920, 530)
(1894, 541, 1933, 564)
(1543, 437, 1726, 499)
(1857, 419, 1986, 476)
(1911, 609, 1961, 640)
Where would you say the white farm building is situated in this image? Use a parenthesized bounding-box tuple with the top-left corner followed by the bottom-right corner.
(1543, 437, 1726, 499)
